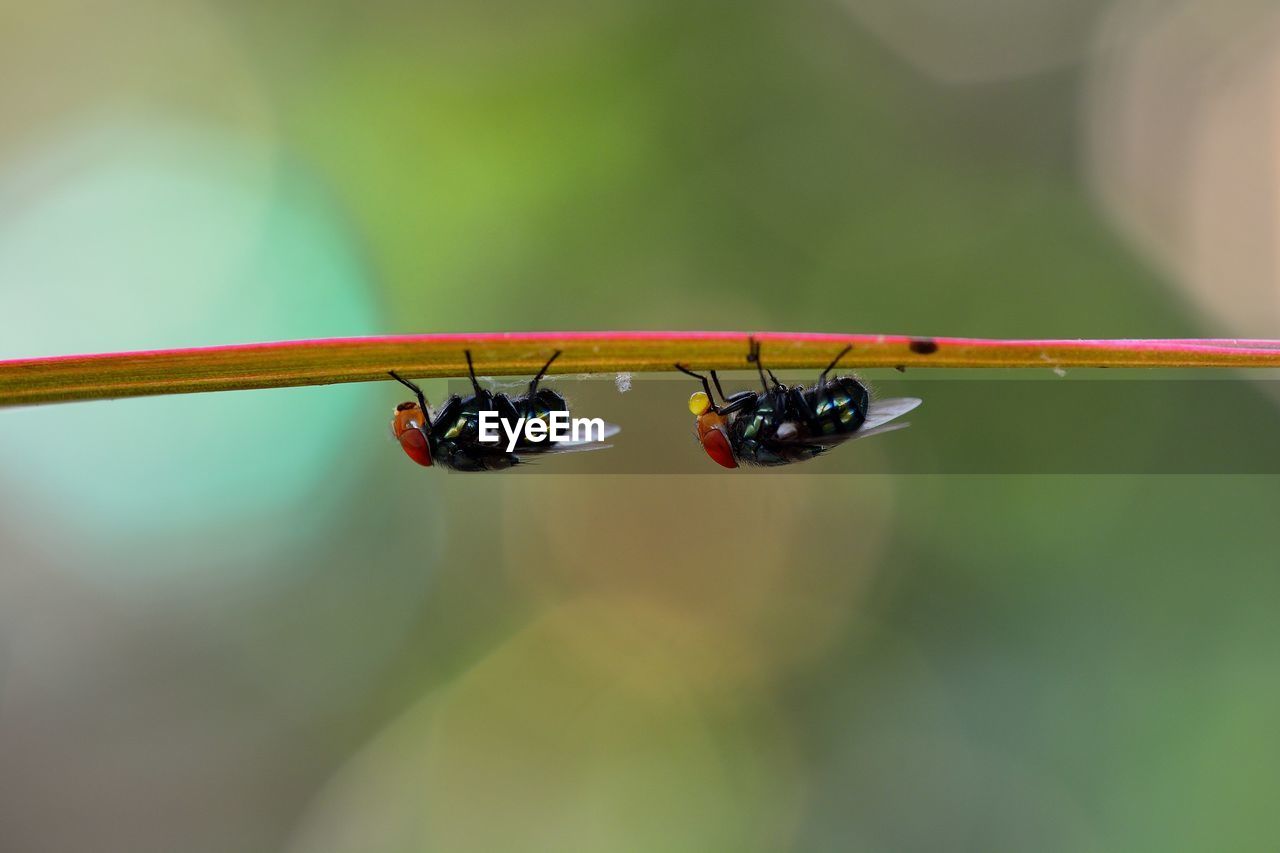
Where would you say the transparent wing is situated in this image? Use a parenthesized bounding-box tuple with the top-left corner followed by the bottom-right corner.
(850, 420, 912, 441)
(548, 422, 621, 448)
(861, 397, 922, 431)
(525, 422, 621, 455)
(539, 441, 616, 455)
(791, 419, 911, 448)
(770, 398, 920, 450)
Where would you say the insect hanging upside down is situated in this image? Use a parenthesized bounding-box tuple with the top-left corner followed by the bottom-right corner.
(388, 350, 619, 472)
(675, 339, 921, 468)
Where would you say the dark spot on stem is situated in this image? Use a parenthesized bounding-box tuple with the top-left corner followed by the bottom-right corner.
(894, 365, 906, 373)
(909, 338, 938, 355)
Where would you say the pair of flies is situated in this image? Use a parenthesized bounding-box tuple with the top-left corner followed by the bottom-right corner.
(388, 339, 921, 471)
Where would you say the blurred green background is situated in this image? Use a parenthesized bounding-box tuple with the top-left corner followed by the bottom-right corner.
(3, 1, 1280, 850)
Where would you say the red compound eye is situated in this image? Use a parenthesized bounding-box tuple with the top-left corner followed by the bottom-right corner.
(700, 427, 738, 469)
(398, 429, 434, 467)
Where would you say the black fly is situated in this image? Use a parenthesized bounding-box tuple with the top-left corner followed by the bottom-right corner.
(675, 338, 920, 468)
(389, 351, 618, 471)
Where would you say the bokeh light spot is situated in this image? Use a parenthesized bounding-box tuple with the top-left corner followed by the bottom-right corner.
(0, 124, 380, 576)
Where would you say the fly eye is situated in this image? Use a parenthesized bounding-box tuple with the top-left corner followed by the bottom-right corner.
(398, 428, 434, 467)
(700, 427, 738, 469)
(689, 391, 710, 415)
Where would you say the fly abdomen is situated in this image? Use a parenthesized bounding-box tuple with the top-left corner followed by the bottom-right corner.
(808, 377, 870, 434)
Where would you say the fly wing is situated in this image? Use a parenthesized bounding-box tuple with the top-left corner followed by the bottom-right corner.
(779, 419, 911, 449)
(768, 398, 920, 451)
(849, 420, 912, 441)
(538, 441, 616, 455)
(861, 397, 922, 431)
(552, 422, 621, 447)
(523, 422, 621, 455)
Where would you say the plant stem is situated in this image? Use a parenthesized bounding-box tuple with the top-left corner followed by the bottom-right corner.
(3, 332, 1280, 407)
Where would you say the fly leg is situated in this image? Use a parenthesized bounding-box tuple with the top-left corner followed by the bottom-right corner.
(463, 349, 496, 408)
(787, 387, 817, 422)
(819, 345, 853, 384)
(718, 391, 758, 416)
(464, 350, 486, 396)
(747, 337, 785, 391)
(389, 371, 428, 413)
(493, 394, 523, 446)
(529, 350, 562, 394)
(747, 338, 769, 392)
(677, 365, 758, 416)
(811, 344, 853, 417)
(389, 371, 435, 439)
(430, 395, 461, 434)
(675, 364, 720, 410)
(710, 370, 728, 400)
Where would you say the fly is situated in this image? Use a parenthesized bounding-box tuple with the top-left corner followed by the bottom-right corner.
(389, 350, 619, 471)
(675, 338, 920, 468)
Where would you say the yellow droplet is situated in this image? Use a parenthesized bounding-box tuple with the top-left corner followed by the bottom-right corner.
(689, 391, 710, 415)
